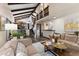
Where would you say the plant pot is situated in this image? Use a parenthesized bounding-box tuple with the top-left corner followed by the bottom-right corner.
(13, 37, 17, 40)
(20, 36, 23, 39)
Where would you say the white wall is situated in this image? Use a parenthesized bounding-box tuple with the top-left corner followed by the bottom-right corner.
(0, 16, 6, 48)
(49, 3, 79, 19)
(42, 18, 64, 34)
(0, 31, 6, 48)
(0, 3, 14, 48)
(0, 3, 14, 22)
(52, 18, 64, 33)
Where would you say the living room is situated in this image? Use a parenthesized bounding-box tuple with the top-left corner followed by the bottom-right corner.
(0, 3, 79, 56)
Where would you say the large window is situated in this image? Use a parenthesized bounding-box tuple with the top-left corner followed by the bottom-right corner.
(36, 14, 39, 20)
(44, 6, 49, 17)
(40, 3, 44, 11)
(35, 3, 49, 20)
(39, 11, 43, 19)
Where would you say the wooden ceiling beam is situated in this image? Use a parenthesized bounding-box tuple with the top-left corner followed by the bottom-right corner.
(13, 10, 33, 16)
(31, 3, 40, 14)
(11, 7, 36, 12)
(14, 14, 30, 18)
(8, 3, 31, 5)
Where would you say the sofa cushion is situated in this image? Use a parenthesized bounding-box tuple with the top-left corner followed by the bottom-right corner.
(0, 47, 14, 56)
(16, 42, 28, 56)
(18, 38, 32, 47)
(0, 39, 17, 53)
(32, 53, 41, 56)
(16, 42, 26, 52)
(32, 42, 44, 54)
(26, 45, 37, 56)
(9, 39, 18, 51)
(32, 52, 52, 56)
(16, 52, 27, 56)
(16, 42, 27, 55)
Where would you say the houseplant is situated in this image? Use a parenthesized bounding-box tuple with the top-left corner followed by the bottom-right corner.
(19, 32, 24, 39)
(12, 32, 18, 39)
(12, 31, 26, 39)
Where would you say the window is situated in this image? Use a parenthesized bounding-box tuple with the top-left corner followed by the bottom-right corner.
(40, 3, 44, 11)
(35, 4, 49, 20)
(36, 14, 39, 20)
(44, 3, 49, 9)
(39, 11, 43, 19)
(44, 6, 49, 17)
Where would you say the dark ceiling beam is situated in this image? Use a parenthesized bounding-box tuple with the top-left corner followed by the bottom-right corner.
(15, 16, 29, 19)
(8, 3, 30, 5)
(27, 3, 40, 17)
(15, 17, 28, 20)
(32, 14, 36, 17)
(14, 14, 31, 18)
(11, 7, 35, 12)
(13, 10, 33, 16)
(31, 3, 40, 14)
(15, 16, 29, 20)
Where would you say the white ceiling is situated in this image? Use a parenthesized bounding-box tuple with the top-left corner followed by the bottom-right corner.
(49, 3, 79, 20)
(8, 3, 37, 10)
(8, 3, 38, 20)
(36, 3, 79, 23)
(12, 9, 33, 14)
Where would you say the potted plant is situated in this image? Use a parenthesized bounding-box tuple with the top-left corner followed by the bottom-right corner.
(20, 32, 24, 39)
(17, 32, 24, 39)
(12, 32, 18, 40)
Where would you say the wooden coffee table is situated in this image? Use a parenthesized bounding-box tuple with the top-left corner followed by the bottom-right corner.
(42, 42, 67, 56)
(44, 45, 58, 56)
(53, 43, 67, 51)
(41, 41, 79, 56)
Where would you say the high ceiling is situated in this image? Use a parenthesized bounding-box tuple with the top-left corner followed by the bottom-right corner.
(8, 3, 39, 20)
